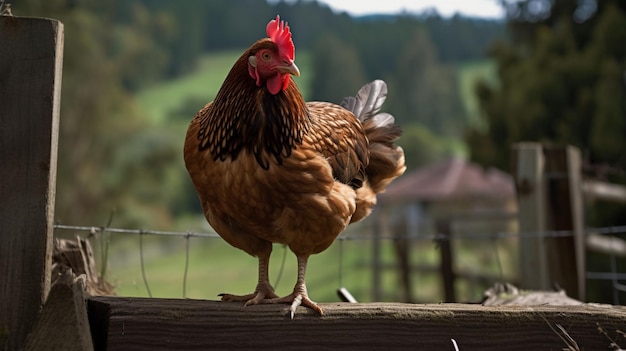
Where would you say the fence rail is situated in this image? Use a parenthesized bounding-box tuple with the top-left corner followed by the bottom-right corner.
(583, 180, 626, 204)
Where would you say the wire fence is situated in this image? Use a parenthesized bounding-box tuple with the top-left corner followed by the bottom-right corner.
(53, 223, 626, 241)
(53, 223, 626, 304)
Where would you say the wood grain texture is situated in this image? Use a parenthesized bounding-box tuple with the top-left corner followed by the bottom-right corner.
(25, 272, 94, 351)
(88, 297, 626, 350)
(512, 143, 549, 291)
(0, 16, 63, 350)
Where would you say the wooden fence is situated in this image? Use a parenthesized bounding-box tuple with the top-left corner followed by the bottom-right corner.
(375, 143, 626, 305)
(513, 143, 626, 301)
(3, 16, 626, 351)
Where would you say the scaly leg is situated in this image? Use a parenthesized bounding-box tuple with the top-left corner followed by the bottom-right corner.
(264, 255, 322, 318)
(219, 249, 279, 305)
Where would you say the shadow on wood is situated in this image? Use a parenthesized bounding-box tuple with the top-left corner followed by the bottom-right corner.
(88, 297, 626, 350)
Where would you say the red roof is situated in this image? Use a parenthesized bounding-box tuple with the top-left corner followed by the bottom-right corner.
(380, 158, 515, 203)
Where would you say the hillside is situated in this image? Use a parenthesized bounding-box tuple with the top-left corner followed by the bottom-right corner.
(136, 49, 493, 129)
(137, 51, 313, 124)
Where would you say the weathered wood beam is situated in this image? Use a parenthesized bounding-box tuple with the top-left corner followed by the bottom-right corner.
(88, 297, 626, 350)
(586, 233, 626, 258)
(512, 144, 586, 300)
(0, 16, 63, 350)
(25, 271, 94, 351)
(512, 143, 549, 290)
(583, 180, 626, 204)
(543, 145, 585, 301)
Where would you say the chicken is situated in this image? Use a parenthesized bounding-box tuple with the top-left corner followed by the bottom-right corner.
(184, 15, 405, 317)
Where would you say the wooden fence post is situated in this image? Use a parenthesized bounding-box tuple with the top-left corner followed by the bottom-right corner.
(543, 145, 585, 300)
(512, 143, 585, 300)
(0, 17, 64, 350)
(512, 143, 549, 291)
(436, 219, 456, 302)
(371, 209, 386, 301)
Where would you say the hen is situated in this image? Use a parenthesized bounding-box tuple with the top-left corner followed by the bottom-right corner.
(184, 15, 405, 317)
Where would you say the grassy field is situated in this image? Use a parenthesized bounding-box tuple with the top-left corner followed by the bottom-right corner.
(104, 216, 516, 304)
(104, 220, 448, 303)
(136, 51, 237, 124)
(110, 51, 505, 304)
(136, 48, 492, 127)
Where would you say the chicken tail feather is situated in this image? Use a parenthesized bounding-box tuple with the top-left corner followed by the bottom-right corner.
(340, 79, 387, 121)
(342, 80, 406, 195)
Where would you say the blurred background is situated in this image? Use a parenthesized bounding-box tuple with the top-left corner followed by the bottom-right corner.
(10, 0, 626, 305)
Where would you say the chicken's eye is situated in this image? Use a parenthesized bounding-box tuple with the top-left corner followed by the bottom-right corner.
(261, 51, 272, 62)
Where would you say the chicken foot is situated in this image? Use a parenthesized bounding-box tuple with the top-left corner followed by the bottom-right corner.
(263, 255, 323, 318)
(219, 253, 279, 305)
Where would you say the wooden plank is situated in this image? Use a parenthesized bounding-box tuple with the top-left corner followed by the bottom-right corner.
(566, 146, 586, 301)
(371, 209, 385, 301)
(512, 143, 549, 290)
(0, 16, 64, 350)
(583, 180, 626, 204)
(88, 297, 626, 351)
(25, 271, 94, 351)
(513, 144, 586, 300)
(544, 146, 585, 300)
(586, 233, 626, 258)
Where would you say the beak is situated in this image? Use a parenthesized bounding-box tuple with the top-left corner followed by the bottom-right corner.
(277, 61, 300, 77)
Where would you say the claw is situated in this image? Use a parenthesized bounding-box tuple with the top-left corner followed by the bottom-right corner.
(289, 294, 303, 319)
(265, 290, 323, 318)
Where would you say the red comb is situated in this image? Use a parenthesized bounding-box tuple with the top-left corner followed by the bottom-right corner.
(266, 15, 295, 61)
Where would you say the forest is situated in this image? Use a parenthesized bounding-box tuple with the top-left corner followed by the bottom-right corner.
(8, 0, 626, 231)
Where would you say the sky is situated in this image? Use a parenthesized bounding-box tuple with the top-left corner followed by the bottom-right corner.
(313, 0, 505, 19)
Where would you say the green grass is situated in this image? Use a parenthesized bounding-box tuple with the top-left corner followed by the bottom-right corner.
(103, 218, 517, 304)
(136, 50, 238, 124)
(104, 222, 421, 303)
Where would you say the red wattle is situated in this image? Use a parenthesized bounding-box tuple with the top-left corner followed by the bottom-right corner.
(267, 74, 284, 95)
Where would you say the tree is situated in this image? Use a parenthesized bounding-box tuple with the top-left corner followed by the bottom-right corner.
(396, 123, 461, 171)
(12, 0, 184, 228)
(465, 0, 626, 304)
(467, 0, 626, 173)
(386, 28, 466, 136)
(112, 3, 177, 90)
(309, 32, 367, 103)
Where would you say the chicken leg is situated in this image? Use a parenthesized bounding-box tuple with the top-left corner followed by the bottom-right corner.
(219, 251, 279, 305)
(264, 255, 322, 318)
